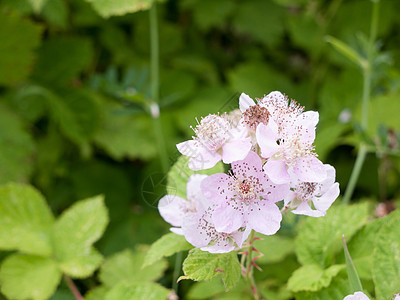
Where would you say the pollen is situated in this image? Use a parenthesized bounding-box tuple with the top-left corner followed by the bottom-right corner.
(242, 104, 270, 130)
(191, 114, 231, 151)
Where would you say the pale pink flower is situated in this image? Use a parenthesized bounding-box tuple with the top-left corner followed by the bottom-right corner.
(343, 291, 370, 300)
(183, 204, 251, 253)
(158, 174, 208, 235)
(283, 164, 340, 217)
(177, 114, 252, 171)
(256, 109, 325, 184)
(201, 151, 289, 235)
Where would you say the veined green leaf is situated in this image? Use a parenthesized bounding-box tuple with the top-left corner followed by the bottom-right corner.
(84, 0, 164, 18)
(179, 248, 241, 291)
(53, 195, 109, 278)
(105, 282, 170, 300)
(287, 264, 345, 292)
(0, 183, 54, 256)
(295, 203, 369, 268)
(0, 254, 61, 300)
(99, 248, 167, 288)
(373, 211, 400, 300)
(143, 232, 193, 267)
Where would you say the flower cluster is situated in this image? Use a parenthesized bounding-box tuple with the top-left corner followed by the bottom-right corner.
(159, 91, 340, 253)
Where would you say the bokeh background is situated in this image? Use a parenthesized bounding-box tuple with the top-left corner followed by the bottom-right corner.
(0, 0, 400, 298)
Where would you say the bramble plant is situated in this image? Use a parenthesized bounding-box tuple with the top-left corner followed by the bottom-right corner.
(1, 0, 400, 299)
(157, 91, 340, 298)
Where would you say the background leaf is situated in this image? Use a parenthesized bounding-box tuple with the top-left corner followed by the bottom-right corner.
(373, 211, 400, 300)
(295, 203, 369, 267)
(143, 232, 193, 267)
(0, 13, 42, 85)
(53, 195, 109, 278)
(0, 183, 54, 256)
(99, 248, 167, 288)
(0, 254, 61, 300)
(104, 282, 170, 300)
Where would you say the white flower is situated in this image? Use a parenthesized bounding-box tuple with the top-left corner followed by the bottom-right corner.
(343, 291, 370, 300)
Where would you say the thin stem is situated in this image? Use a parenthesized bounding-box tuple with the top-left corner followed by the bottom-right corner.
(64, 275, 84, 300)
(342, 1, 379, 204)
(149, 1, 169, 173)
(245, 230, 260, 300)
(172, 251, 182, 292)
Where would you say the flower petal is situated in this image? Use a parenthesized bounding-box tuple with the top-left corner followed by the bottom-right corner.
(263, 159, 290, 184)
(291, 202, 325, 217)
(293, 156, 327, 183)
(212, 204, 244, 233)
(246, 202, 282, 235)
(158, 195, 188, 227)
(201, 173, 233, 203)
(313, 182, 340, 213)
(186, 174, 209, 210)
(239, 93, 255, 112)
(222, 138, 252, 164)
(256, 122, 280, 158)
(176, 140, 201, 157)
(231, 151, 263, 179)
(188, 147, 221, 171)
(182, 212, 211, 248)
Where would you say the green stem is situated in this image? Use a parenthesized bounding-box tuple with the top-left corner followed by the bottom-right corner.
(172, 251, 182, 292)
(342, 1, 379, 204)
(149, 1, 169, 173)
(245, 230, 260, 300)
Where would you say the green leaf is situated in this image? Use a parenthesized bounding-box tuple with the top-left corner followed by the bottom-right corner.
(57, 248, 103, 278)
(361, 92, 400, 136)
(254, 234, 295, 264)
(179, 248, 241, 291)
(94, 101, 158, 161)
(287, 264, 345, 292)
(53, 195, 109, 278)
(0, 183, 54, 256)
(84, 0, 163, 18)
(294, 276, 350, 300)
(32, 36, 93, 86)
(167, 155, 224, 199)
(0, 13, 42, 86)
(346, 217, 386, 279)
(0, 254, 61, 300)
(228, 62, 293, 99)
(0, 105, 36, 184)
(143, 233, 193, 267)
(232, 0, 284, 48)
(191, 0, 235, 31)
(295, 203, 369, 267)
(46, 89, 101, 145)
(85, 286, 108, 300)
(105, 282, 170, 300)
(342, 236, 363, 292)
(99, 248, 167, 288)
(373, 211, 400, 300)
(325, 36, 367, 69)
(27, 0, 48, 13)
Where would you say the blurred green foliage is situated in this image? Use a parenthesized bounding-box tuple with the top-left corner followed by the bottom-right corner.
(0, 0, 400, 299)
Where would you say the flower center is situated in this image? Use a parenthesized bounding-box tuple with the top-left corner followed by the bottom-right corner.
(277, 136, 316, 166)
(242, 104, 270, 130)
(234, 178, 256, 204)
(296, 182, 318, 202)
(192, 114, 230, 151)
